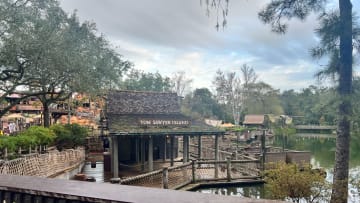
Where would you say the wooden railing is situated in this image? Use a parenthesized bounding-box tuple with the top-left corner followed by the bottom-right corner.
(0, 175, 284, 203)
(120, 159, 260, 189)
(0, 148, 85, 177)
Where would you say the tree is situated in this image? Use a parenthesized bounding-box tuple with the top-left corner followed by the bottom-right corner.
(245, 82, 283, 115)
(0, 0, 131, 126)
(181, 88, 226, 120)
(258, 1, 353, 201)
(171, 71, 193, 97)
(213, 69, 242, 125)
(122, 69, 172, 92)
(213, 65, 258, 125)
(0, 0, 51, 117)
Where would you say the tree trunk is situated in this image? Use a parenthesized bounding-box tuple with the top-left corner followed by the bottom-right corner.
(43, 102, 51, 127)
(330, 0, 353, 202)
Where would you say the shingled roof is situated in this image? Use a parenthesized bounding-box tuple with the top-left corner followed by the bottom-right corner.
(106, 90, 225, 136)
(243, 115, 265, 125)
(107, 90, 180, 115)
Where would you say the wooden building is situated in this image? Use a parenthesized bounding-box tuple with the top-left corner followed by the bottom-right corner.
(106, 90, 225, 178)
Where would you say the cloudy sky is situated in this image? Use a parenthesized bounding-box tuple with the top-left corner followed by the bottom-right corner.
(59, 0, 359, 92)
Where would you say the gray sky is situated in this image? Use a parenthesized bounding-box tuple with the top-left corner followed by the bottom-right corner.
(59, 0, 359, 91)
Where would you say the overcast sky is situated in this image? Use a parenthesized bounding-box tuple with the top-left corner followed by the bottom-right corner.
(59, 0, 359, 92)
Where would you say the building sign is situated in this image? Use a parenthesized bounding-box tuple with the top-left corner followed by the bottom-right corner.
(138, 119, 191, 127)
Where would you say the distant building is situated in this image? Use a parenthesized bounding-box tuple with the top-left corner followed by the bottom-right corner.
(243, 114, 267, 128)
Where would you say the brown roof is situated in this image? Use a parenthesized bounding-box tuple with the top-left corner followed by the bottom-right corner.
(243, 115, 265, 125)
(107, 90, 180, 115)
(106, 90, 225, 136)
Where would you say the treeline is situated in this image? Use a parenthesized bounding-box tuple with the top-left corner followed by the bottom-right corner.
(121, 68, 360, 131)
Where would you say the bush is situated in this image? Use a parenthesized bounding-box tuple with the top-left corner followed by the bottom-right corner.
(20, 126, 56, 146)
(264, 162, 330, 202)
(51, 124, 88, 150)
(64, 124, 88, 146)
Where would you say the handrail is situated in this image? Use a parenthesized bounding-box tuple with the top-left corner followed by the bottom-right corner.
(0, 175, 283, 203)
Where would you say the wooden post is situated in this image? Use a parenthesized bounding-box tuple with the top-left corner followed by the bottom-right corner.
(198, 135, 202, 160)
(135, 137, 139, 163)
(163, 136, 167, 162)
(148, 136, 153, 172)
(162, 167, 169, 189)
(261, 130, 266, 171)
(113, 136, 119, 178)
(226, 157, 231, 182)
(187, 136, 190, 161)
(110, 137, 113, 173)
(183, 135, 188, 163)
(170, 136, 174, 166)
(4, 148, 8, 160)
(141, 136, 145, 172)
(215, 134, 219, 178)
(192, 160, 196, 183)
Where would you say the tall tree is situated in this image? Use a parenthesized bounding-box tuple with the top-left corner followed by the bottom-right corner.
(0, 0, 50, 117)
(171, 71, 193, 97)
(213, 65, 258, 125)
(213, 70, 242, 125)
(0, 0, 131, 126)
(258, 0, 353, 201)
(245, 82, 283, 115)
(122, 69, 172, 92)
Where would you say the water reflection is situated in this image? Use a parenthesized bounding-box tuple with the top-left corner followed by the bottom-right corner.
(197, 184, 265, 199)
(197, 134, 360, 201)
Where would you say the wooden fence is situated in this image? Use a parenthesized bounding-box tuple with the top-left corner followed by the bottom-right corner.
(0, 148, 85, 177)
(119, 158, 260, 189)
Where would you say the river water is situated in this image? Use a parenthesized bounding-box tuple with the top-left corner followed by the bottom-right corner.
(197, 134, 360, 202)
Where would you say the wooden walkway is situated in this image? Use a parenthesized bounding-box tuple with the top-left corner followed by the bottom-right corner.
(295, 125, 336, 130)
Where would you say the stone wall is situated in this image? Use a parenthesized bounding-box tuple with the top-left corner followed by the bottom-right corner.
(0, 148, 85, 177)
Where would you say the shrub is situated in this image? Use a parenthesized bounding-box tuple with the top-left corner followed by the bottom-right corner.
(21, 126, 56, 146)
(264, 162, 330, 202)
(51, 124, 88, 150)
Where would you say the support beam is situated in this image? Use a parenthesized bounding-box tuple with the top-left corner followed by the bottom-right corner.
(198, 135, 202, 160)
(163, 136, 167, 162)
(214, 134, 219, 178)
(141, 137, 145, 172)
(148, 136, 153, 172)
(183, 135, 188, 163)
(112, 136, 119, 178)
(110, 138, 113, 173)
(170, 136, 175, 166)
(135, 138, 140, 163)
(187, 137, 190, 161)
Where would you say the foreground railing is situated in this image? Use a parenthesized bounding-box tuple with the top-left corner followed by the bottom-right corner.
(0, 148, 85, 177)
(120, 159, 260, 189)
(0, 175, 282, 203)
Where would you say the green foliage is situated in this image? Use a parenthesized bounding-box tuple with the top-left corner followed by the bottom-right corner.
(0, 136, 17, 153)
(181, 88, 228, 120)
(264, 162, 330, 202)
(121, 69, 171, 92)
(50, 124, 87, 150)
(0, 0, 131, 123)
(20, 126, 56, 146)
(0, 126, 55, 156)
(280, 86, 337, 125)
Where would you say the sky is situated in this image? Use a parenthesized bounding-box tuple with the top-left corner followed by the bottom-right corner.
(59, 0, 360, 92)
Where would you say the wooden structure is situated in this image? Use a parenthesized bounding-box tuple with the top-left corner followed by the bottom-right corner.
(0, 148, 85, 177)
(0, 175, 284, 203)
(106, 90, 225, 178)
